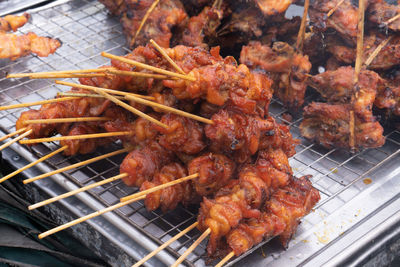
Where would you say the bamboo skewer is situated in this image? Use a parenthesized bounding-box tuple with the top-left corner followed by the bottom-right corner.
(24, 117, 110, 125)
(55, 80, 155, 100)
(0, 129, 32, 151)
(28, 73, 108, 79)
(28, 173, 128, 210)
(327, 0, 345, 17)
(130, 0, 161, 47)
(149, 39, 186, 75)
(171, 228, 211, 267)
(120, 173, 199, 202)
(0, 97, 79, 111)
(23, 147, 130, 184)
(0, 146, 68, 184)
(90, 85, 169, 129)
(364, 36, 393, 67)
(101, 52, 196, 81)
(58, 92, 125, 100)
(384, 13, 400, 26)
(215, 251, 235, 267)
(296, 0, 310, 51)
(7, 68, 113, 78)
(350, 0, 366, 150)
(106, 69, 171, 80)
(19, 131, 132, 145)
(0, 127, 27, 143)
(38, 195, 146, 239)
(132, 222, 199, 267)
(124, 94, 213, 124)
(56, 81, 212, 124)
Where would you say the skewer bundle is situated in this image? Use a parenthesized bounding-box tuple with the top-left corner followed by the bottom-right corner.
(5, 0, 400, 265)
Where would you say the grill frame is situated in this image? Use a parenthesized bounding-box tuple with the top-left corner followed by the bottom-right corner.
(0, 1, 400, 266)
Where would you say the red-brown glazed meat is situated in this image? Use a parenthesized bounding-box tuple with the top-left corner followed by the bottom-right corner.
(225, 175, 320, 256)
(368, 0, 400, 31)
(120, 141, 174, 187)
(155, 113, 206, 154)
(181, 5, 224, 48)
(60, 123, 113, 156)
(309, 0, 359, 43)
(141, 162, 194, 212)
(188, 153, 236, 196)
(300, 102, 385, 150)
(240, 41, 311, 111)
(205, 108, 274, 163)
(197, 147, 294, 255)
(120, 0, 187, 48)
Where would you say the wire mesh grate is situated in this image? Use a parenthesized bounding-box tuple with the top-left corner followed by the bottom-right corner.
(0, 1, 399, 266)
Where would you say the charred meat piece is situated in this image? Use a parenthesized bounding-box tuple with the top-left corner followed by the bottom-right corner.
(368, 0, 400, 31)
(60, 123, 113, 156)
(300, 102, 385, 150)
(141, 162, 196, 212)
(156, 113, 206, 155)
(225, 175, 320, 256)
(309, 0, 359, 43)
(188, 153, 236, 196)
(120, 141, 174, 187)
(181, 5, 224, 48)
(120, 0, 187, 48)
(241, 41, 311, 111)
(205, 109, 275, 163)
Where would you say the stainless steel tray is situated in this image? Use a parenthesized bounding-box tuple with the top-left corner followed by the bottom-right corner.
(0, 0, 399, 266)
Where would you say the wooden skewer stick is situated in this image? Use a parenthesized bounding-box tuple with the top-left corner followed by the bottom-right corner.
(19, 131, 132, 145)
(38, 195, 146, 239)
(24, 117, 110, 125)
(120, 173, 199, 202)
(296, 0, 310, 51)
(91, 85, 169, 129)
(149, 39, 186, 75)
(350, 0, 366, 150)
(215, 251, 235, 267)
(55, 80, 156, 100)
(130, 0, 160, 47)
(0, 146, 68, 184)
(132, 222, 199, 267)
(58, 92, 124, 100)
(29, 173, 128, 210)
(101, 52, 196, 82)
(0, 127, 27, 143)
(23, 147, 130, 184)
(7, 68, 113, 78)
(171, 228, 211, 267)
(56, 81, 212, 124)
(0, 129, 32, 151)
(327, 0, 345, 18)
(106, 69, 171, 80)
(0, 97, 78, 111)
(384, 13, 400, 26)
(364, 36, 393, 68)
(29, 73, 107, 79)
(124, 94, 213, 124)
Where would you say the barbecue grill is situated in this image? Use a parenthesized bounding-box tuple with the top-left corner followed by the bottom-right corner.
(1, 0, 400, 266)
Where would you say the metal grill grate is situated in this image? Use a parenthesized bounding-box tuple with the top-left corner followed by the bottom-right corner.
(0, 1, 400, 266)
